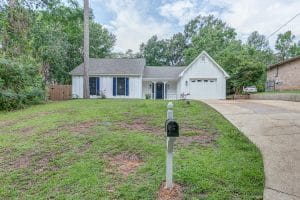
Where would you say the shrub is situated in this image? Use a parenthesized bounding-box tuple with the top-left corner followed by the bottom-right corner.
(0, 88, 45, 111)
(0, 57, 45, 111)
(145, 94, 151, 99)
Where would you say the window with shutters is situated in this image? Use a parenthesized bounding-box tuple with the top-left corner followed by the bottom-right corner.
(113, 77, 129, 96)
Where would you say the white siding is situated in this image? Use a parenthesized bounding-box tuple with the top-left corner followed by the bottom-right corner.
(142, 81, 152, 99)
(129, 76, 143, 98)
(179, 54, 226, 99)
(72, 76, 83, 98)
(72, 75, 142, 99)
(166, 81, 177, 100)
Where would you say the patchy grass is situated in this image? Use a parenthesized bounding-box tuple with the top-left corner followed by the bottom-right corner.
(0, 99, 264, 199)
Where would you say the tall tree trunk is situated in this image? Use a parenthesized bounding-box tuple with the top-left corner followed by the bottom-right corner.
(83, 0, 90, 98)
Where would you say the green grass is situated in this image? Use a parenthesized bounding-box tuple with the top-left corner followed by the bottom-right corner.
(0, 99, 264, 199)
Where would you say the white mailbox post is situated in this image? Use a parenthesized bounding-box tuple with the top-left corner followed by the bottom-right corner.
(165, 102, 179, 188)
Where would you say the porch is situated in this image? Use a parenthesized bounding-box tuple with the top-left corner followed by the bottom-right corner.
(142, 81, 177, 100)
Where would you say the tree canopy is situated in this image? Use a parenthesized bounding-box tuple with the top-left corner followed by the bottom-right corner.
(0, 0, 115, 110)
(0, 0, 115, 84)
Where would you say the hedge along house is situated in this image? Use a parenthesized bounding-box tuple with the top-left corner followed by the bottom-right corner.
(70, 51, 229, 100)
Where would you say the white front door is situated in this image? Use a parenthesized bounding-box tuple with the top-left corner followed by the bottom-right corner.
(189, 79, 218, 99)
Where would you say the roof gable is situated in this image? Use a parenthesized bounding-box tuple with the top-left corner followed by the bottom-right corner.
(179, 51, 230, 78)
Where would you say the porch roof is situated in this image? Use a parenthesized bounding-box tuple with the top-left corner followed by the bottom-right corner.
(143, 66, 186, 80)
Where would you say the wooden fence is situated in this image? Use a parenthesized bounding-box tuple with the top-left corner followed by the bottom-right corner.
(48, 85, 72, 101)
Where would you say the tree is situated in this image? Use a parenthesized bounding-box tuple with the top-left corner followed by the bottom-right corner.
(139, 35, 168, 66)
(246, 31, 274, 66)
(183, 15, 236, 64)
(83, 0, 89, 98)
(90, 21, 115, 58)
(275, 31, 296, 61)
(247, 31, 270, 52)
(289, 41, 300, 58)
(166, 33, 186, 65)
(140, 33, 186, 66)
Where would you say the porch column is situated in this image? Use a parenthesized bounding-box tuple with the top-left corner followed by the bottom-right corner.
(153, 82, 156, 100)
(163, 81, 167, 100)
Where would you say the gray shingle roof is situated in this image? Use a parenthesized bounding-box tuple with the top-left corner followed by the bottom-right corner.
(69, 58, 146, 75)
(143, 66, 187, 80)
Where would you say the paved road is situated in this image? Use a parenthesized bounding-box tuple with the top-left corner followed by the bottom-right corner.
(203, 100, 300, 200)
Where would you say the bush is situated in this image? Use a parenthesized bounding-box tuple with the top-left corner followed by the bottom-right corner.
(0, 91, 24, 110)
(0, 57, 45, 111)
(0, 89, 45, 111)
(145, 94, 151, 99)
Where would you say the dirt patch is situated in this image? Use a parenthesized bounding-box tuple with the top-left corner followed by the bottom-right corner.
(178, 126, 218, 146)
(9, 151, 58, 172)
(78, 141, 93, 154)
(11, 153, 31, 169)
(115, 118, 163, 135)
(0, 120, 17, 127)
(0, 112, 55, 128)
(19, 126, 35, 136)
(104, 152, 143, 177)
(34, 152, 57, 173)
(43, 120, 99, 136)
(178, 134, 217, 146)
(66, 120, 98, 134)
(157, 182, 183, 200)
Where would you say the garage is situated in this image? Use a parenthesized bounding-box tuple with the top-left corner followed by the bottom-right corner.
(189, 78, 218, 99)
(179, 51, 229, 100)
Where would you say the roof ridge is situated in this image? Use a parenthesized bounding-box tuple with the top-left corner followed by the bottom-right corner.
(268, 55, 300, 69)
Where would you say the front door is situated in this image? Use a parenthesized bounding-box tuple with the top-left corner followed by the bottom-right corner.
(156, 83, 164, 99)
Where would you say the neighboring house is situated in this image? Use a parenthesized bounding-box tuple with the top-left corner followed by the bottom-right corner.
(70, 51, 229, 100)
(267, 55, 300, 90)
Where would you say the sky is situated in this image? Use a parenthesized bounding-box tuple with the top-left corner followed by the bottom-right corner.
(79, 0, 300, 52)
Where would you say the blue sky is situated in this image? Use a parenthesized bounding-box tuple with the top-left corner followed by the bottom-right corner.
(75, 0, 300, 52)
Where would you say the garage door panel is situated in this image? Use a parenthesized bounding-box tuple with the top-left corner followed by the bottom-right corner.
(189, 79, 218, 99)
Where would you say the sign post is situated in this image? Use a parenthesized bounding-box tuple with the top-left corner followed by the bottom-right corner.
(165, 102, 179, 188)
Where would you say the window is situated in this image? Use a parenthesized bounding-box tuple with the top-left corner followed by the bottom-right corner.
(113, 77, 129, 96)
(210, 80, 215, 82)
(117, 77, 125, 95)
(191, 80, 196, 83)
(197, 80, 202, 82)
(89, 77, 100, 95)
(204, 80, 208, 82)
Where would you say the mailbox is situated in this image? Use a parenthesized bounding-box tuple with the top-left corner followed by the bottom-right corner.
(165, 119, 179, 137)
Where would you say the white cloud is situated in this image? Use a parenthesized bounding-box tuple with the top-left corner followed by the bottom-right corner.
(159, 0, 201, 26)
(97, 0, 173, 52)
(212, 0, 300, 45)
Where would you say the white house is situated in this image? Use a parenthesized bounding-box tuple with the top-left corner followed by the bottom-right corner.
(70, 51, 229, 100)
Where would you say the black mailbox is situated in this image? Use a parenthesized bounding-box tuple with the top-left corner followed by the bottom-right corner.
(165, 119, 179, 137)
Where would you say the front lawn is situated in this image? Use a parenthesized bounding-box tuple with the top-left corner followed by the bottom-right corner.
(0, 100, 264, 199)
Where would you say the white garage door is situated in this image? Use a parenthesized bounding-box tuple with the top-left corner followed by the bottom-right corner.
(189, 79, 218, 99)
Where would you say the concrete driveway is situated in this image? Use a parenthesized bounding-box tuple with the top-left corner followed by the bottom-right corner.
(203, 100, 300, 200)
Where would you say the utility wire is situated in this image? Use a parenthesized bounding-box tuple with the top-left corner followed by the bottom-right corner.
(266, 12, 300, 39)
